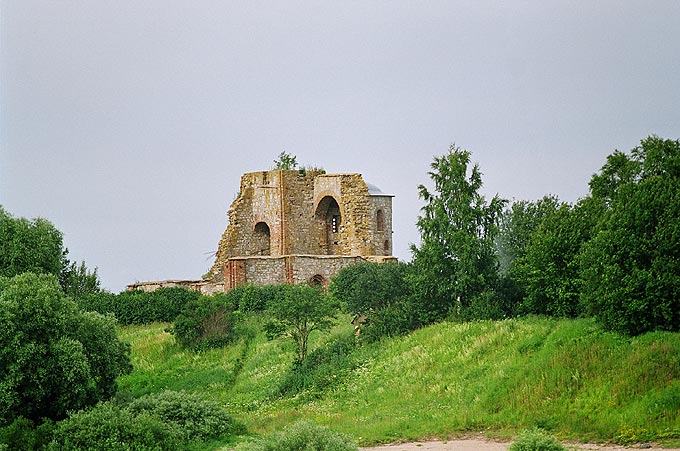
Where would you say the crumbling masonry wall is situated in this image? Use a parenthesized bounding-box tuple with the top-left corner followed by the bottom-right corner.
(210, 169, 393, 286)
(128, 168, 395, 293)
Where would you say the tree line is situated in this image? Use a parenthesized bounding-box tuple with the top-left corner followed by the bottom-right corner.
(334, 135, 679, 338)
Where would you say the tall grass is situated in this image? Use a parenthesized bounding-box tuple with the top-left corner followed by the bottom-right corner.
(117, 316, 680, 447)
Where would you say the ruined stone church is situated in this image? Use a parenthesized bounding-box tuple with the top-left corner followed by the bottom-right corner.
(128, 168, 395, 293)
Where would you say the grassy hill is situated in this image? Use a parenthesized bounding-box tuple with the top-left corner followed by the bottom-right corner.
(117, 316, 680, 448)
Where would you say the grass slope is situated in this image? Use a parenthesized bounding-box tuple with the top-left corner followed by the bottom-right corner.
(117, 317, 680, 447)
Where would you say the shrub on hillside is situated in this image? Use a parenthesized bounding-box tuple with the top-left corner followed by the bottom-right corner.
(172, 293, 236, 350)
(360, 301, 419, 343)
(127, 390, 246, 441)
(509, 428, 566, 451)
(234, 421, 356, 451)
(45, 402, 180, 451)
(0, 417, 55, 451)
(0, 273, 131, 425)
(77, 287, 200, 325)
(278, 333, 360, 397)
(330, 262, 418, 342)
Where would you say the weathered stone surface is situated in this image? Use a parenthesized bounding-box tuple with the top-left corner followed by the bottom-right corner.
(128, 168, 395, 292)
(127, 279, 222, 294)
(209, 169, 395, 289)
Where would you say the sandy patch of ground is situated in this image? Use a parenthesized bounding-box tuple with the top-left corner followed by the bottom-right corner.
(362, 439, 680, 451)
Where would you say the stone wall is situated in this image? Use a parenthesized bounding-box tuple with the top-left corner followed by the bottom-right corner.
(126, 279, 222, 295)
(223, 255, 397, 290)
(369, 195, 393, 256)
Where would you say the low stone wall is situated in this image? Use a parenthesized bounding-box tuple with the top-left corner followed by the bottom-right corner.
(224, 254, 398, 290)
(126, 279, 222, 295)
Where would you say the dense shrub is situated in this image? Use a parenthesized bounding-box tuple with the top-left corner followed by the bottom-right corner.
(127, 390, 246, 441)
(234, 421, 356, 451)
(580, 137, 680, 335)
(46, 402, 180, 451)
(278, 333, 361, 397)
(0, 273, 131, 425)
(0, 417, 55, 451)
(360, 300, 419, 343)
(77, 287, 200, 325)
(172, 293, 236, 350)
(509, 428, 566, 451)
(331, 263, 418, 342)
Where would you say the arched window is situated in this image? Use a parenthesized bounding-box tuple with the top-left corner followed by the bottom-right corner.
(384, 240, 390, 254)
(253, 222, 271, 255)
(376, 209, 385, 231)
(314, 196, 342, 255)
(310, 274, 325, 287)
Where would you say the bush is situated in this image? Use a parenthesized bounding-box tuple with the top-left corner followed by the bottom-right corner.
(46, 391, 246, 451)
(127, 390, 246, 441)
(278, 333, 360, 397)
(172, 293, 236, 350)
(46, 402, 179, 451)
(330, 262, 417, 342)
(77, 287, 200, 325)
(509, 428, 566, 451)
(234, 421, 356, 451)
(360, 300, 419, 343)
(0, 417, 55, 451)
(0, 273, 131, 425)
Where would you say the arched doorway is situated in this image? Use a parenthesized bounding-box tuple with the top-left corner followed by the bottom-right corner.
(314, 196, 342, 255)
(253, 222, 271, 255)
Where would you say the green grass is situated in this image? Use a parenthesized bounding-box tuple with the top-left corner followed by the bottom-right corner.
(117, 316, 680, 448)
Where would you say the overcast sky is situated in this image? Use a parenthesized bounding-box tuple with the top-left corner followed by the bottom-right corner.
(2, 1, 679, 292)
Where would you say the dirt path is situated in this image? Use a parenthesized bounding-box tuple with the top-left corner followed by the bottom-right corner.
(362, 439, 680, 451)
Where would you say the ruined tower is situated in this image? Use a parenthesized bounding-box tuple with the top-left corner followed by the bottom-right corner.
(209, 169, 395, 290)
(127, 168, 395, 293)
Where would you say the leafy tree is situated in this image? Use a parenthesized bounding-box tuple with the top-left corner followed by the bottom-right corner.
(409, 145, 506, 323)
(0, 207, 63, 279)
(496, 196, 561, 275)
(330, 262, 411, 316)
(0, 273, 131, 425)
(512, 200, 596, 317)
(581, 136, 680, 334)
(267, 284, 338, 362)
(490, 196, 563, 317)
(273, 151, 298, 170)
(330, 262, 417, 341)
(59, 259, 101, 301)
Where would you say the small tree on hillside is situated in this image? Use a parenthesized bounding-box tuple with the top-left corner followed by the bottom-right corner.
(267, 284, 338, 362)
